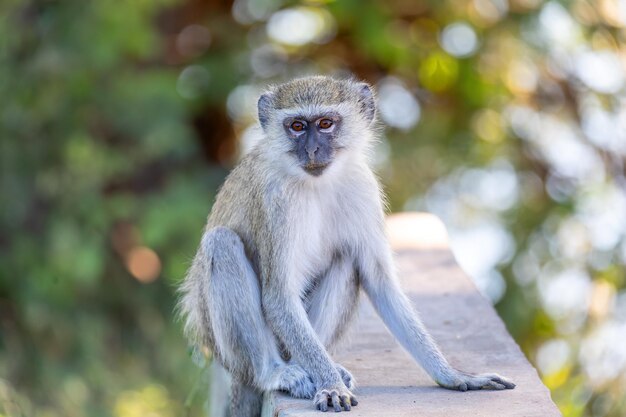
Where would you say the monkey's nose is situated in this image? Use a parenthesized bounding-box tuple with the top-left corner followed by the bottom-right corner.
(306, 145, 318, 160)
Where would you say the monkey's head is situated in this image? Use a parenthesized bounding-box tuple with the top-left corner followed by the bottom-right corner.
(258, 76, 376, 178)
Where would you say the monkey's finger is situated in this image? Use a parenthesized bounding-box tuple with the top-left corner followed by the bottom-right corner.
(350, 397, 358, 406)
(489, 375, 515, 389)
(473, 373, 516, 390)
(340, 394, 351, 411)
(466, 378, 504, 390)
(500, 380, 516, 389)
(331, 392, 341, 412)
(316, 394, 330, 412)
(318, 399, 329, 412)
(483, 381, 506, 390)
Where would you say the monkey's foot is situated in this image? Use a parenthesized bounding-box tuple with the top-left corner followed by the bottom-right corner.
(314, 386, 357, 412)
(439, 370, 516, 391)
(334, 363, 356, 390)
(278, 364, 316, 399)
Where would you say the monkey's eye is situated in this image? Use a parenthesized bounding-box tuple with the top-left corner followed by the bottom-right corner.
(290, 121, 305, 132)
(318, 119, 333, 130)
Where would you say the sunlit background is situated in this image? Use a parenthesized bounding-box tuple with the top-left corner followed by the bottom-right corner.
(1, 0, 625, 416)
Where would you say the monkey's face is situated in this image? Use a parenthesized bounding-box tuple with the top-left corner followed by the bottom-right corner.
(257, 76, 377, 178)
(282, 113, 342, 177)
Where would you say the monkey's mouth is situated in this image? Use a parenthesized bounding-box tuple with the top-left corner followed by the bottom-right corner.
(303, 162, 330, 176)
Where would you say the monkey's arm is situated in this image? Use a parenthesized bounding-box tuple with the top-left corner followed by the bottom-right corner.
(358, 237, 515, 391)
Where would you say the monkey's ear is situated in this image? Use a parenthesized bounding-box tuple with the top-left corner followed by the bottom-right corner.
(258, 92, 273, 129)
(357, 83, 376, 124)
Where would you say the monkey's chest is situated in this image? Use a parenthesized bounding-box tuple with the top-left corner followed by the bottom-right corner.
(292, 222, 331, 276)
(288, 201, 338, 288)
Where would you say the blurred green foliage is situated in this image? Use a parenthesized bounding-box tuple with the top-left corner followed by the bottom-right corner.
(1, 0, 625, 417)
(1, 1, 217, 416)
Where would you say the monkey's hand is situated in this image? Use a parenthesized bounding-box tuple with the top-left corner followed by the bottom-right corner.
(438, 370, 515, 391)
(314, 385, 358, 412)
(279, 364, 316, 399)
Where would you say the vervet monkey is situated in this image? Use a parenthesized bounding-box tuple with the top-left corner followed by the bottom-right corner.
(179, 76, 515, 416)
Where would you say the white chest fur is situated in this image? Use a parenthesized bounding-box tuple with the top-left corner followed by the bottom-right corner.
(287, 186, 335, 292)
(284, 166, 381, 295)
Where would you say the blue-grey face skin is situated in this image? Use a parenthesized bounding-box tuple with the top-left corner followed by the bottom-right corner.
(283, 113, 342, 176)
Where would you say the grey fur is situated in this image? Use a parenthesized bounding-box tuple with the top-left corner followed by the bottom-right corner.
(178, 76, 514, 416)
(230, 383, 262, 417)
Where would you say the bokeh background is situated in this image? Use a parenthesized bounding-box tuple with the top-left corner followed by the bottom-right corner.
(2, 0, 626, 416)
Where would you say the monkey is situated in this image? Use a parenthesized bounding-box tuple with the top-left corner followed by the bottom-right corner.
(178, 76, 515, 417)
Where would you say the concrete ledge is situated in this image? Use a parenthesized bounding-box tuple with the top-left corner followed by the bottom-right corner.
(262, 212, 562, 417)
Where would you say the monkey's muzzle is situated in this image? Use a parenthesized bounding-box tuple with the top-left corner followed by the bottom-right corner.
(303, 162, 330, 176)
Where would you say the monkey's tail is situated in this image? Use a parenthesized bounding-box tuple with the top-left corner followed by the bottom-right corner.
(231, 382, 263, 417)
(177, 248, 213, 363)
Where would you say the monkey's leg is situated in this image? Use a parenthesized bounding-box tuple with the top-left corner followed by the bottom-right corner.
(306, 255, 360, 391)
(202, 227, 316, 403)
